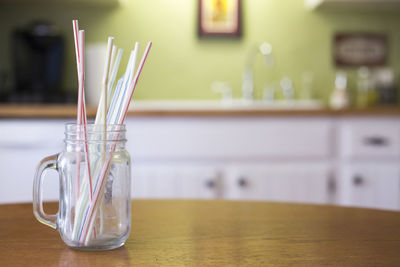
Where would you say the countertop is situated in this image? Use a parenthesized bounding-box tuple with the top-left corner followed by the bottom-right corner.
(1, 103, 400, 118)
(1, 200, 400, 266)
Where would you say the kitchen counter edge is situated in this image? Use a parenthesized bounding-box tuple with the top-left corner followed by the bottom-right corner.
(1, 104, 400, 118)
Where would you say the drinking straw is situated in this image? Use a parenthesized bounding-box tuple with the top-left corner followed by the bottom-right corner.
(106, 45, 116, 109)
(106, 77, 124, 122)
(72, 20, 81, 200)
(69, 29, 152, 244)
(79, 43, 152, 244)
(99, 38, 113, 234)
(95, 46, 122, 125)
(78, 30, 93, 202)
(107, 48, 123, 108)
(72, 21, 92, 203)
(108, 44, 139, 124)
(102, 37, 114, 126)
(78, 51, 136, 240)
(118, 42, 152, 124)
(72, 56, 127, 241)
(72, 21, 80, 75)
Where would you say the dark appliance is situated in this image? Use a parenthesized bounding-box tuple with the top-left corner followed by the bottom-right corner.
(11, 22, 66, 103)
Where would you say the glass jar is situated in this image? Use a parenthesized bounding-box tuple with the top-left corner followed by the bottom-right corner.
(33, 123, 131, 251)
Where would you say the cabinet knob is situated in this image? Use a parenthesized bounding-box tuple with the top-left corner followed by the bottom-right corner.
(364, 136, 388, 146)
(328, 175, 336, 193)
(353, 175, 364, 186)
(205, 180, 215, 189)
(238, 177, 248, 187)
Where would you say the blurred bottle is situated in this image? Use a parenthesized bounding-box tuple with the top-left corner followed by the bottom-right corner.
(301, 71, 314, 100)
(262, 82, 277, 103)
(280, 77, 295, 101)
(373, 68, 397, 106)
(330, 70, 349, 109)
(356, 67, 376, 109)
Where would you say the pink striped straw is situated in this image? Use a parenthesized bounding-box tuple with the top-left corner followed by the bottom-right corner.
(79, 42, 152, 243)
(78, 30, 93, 201)
(72, 20, 80, 74)
(72, 20, 82, 200)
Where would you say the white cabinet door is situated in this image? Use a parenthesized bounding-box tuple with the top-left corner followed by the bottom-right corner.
(224, 163, 333, 204)
(125, 117, 332, 161)
(132, 164, 221, 199)
(339, 118, 400, 160)
(0, 120, 65, 203)
(338, 163, 400, 210)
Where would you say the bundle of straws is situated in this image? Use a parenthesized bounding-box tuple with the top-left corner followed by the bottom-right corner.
(71, 20, 152, 245)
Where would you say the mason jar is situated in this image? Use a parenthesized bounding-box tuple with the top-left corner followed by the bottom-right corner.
(33, 123, 131, 251)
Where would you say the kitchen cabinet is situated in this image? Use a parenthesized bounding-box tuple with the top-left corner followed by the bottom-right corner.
(125, 117, 332, 161)
(0, 120, 64, 203)
(0, 114, 399, 211)
(337, 118, 400, 210)
(126, 116, 333, 203)
(338, 163, 400, 210)
(132, 164, 222, 199)
(339, 118, 400, 160)
(223, 163, 334, 204)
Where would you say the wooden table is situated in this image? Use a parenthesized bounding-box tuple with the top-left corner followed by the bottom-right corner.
(1, 200, 400, 266)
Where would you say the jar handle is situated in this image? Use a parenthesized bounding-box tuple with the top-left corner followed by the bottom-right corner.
(33, 154, 59, 230)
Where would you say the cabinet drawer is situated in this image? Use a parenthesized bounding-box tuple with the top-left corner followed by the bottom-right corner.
(224, 163, 333, 204)
(340, 119, 400, 159)
(132, 164, 221, 199)
(0, 120, 65, 203)
(0, 120, 64, 149)
(338, 163, 400, 211)
(126, 118, 332, 160)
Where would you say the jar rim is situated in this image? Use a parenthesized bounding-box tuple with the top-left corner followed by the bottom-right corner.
(64, 123, 126, 142)
(65, 123, 126, 133)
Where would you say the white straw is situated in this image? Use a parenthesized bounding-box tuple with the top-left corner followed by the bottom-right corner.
(103, 37, 114, 125)
(108, 43, 139, 124)
(72, 20, 80, 76)
(95, 41, 116, 125)
(70, 22, 152, 244)
(118, 42, 152, 124)
(107, 48, 123, 108)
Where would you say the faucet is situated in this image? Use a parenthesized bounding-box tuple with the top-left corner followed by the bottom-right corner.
(241, 42, 275, 102)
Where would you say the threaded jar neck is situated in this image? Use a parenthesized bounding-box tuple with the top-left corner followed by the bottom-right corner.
(64, 123, 126, 144)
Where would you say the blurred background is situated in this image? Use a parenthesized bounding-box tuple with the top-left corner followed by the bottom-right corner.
(0, 0, 400, 211)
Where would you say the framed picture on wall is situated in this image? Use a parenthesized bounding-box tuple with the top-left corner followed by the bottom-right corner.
(198, 0, 242, 38)
(334, 33, 387, 67)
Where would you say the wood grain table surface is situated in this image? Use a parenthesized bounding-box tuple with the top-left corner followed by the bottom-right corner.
(1, 200, 400, 266)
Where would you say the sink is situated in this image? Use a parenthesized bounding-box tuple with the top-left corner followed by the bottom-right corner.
(129, 100, 324, 111)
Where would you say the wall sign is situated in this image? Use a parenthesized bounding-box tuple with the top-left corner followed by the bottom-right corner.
(334, 33, 387, 67)
(198, 0, 241, 38)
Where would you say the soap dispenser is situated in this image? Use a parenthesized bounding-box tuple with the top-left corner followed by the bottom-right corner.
(329, 70, 349, 109)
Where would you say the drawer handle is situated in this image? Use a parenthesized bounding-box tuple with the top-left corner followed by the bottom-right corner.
(205, 180, 216, 189)
(363, 136, 388, 146)
(238, 177, 248, 187)
(353, 175, 364, 186)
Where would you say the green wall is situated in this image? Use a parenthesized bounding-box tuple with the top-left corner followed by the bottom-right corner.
(0, 0, 399, 104)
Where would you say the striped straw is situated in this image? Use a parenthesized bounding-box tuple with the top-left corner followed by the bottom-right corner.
(78, 30, 93, 201)
(70, 21, 152, 244)
(78, 42, 152, 244)
(72, 20, 81, 200)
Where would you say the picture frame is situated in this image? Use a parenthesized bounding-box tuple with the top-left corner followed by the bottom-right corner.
(198, 0, 242, 38)
(334, 33, 387, 67)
